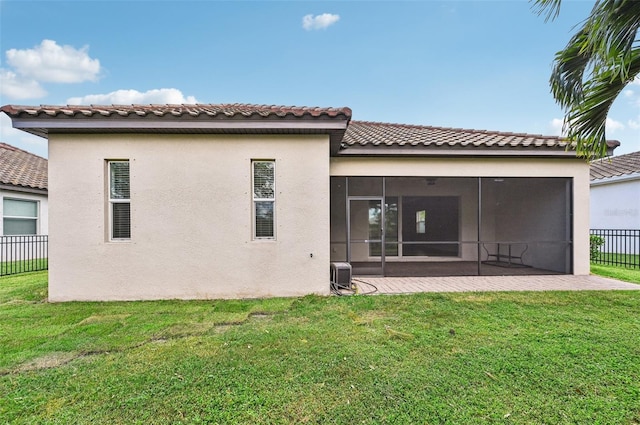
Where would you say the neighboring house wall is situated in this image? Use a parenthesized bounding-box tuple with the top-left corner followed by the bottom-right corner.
(330, 156, 590, 275)
(0, 189, 48, 235)
(48, 133, 330, 301)
(0, 142, 48, 236)
(590, 175, 640, 230)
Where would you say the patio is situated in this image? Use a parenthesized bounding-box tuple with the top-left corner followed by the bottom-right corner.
(352, 274, 640, 294)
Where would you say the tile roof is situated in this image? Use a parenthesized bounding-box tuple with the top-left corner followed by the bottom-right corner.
(1, 103, 621, 158)
(0, 103, 353, 120)
(0, 143, 48, 192)
(590, 150, 640, 180)
(342, 120, 573, 153)
(0, 104, 352, 148)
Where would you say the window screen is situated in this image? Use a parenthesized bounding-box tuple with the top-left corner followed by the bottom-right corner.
(252, 161, 275, 239)
(109, 161, 131, 240)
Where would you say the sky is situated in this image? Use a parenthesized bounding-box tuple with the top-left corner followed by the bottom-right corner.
(1, 0, 638, 159)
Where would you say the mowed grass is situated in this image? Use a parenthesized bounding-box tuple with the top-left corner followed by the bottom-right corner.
(591, 263, 640, 284)
(1, 272, 640, 424)
(0, 258, 48, 277)
(594, 253, 639, 266)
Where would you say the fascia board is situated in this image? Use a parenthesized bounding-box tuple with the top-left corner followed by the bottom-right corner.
(334, 148, 578, 158)
(590, 173, 640, 186)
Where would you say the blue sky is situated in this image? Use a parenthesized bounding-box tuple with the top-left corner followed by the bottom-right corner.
(1, 0, 638, 158)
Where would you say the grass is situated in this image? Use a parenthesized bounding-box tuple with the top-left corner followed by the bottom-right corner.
(1, 272, 640, 424)
(593, 253, 639, 269)
(591, 263, 640, 283)
(0, 258, 48, 277)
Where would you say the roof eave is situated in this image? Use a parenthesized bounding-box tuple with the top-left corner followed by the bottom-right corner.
(10, 118, 350, 146)
(0, 183, 47, 195)
(590, 172, 640, 186)
(11, 118, 349, 132)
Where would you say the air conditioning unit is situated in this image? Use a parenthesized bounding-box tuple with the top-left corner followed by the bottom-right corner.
(330, 262, 352, 290)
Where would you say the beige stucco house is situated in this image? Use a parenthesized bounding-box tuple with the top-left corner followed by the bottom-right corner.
(1, 104, 605, 301)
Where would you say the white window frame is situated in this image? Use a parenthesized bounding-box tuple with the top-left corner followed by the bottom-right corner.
(108, 160, 131, 241)
(2, 197, 39, 235)
(252, 160, 276, 240)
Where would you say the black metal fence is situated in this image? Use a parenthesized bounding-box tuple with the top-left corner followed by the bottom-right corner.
(590, 229, 639, 269)
(0, 235, 48, 276)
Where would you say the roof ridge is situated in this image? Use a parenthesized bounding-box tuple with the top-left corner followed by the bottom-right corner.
(591, 149, 640, 162)
(0, 142, 47, 160)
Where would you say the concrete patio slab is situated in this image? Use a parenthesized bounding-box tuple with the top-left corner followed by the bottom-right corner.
(353, 274, 639, 294)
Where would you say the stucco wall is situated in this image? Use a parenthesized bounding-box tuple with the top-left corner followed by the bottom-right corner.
(48, 133, 330, 301)
(330, 157, 591, 275)
(590, 177, 640, 229)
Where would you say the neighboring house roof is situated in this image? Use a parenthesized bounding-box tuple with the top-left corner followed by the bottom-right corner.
(590, 150, 640, 181)
(0, 103, 621, 158)
(0, 142, 48, 193)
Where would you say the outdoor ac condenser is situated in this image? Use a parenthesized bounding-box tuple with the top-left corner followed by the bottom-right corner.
(330, 262, 352, 290)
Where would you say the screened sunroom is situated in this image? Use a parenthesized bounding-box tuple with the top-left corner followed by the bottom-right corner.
(330, 176, 573, 277)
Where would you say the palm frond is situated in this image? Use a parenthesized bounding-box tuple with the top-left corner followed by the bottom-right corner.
(583, 0, 640, 81)
(564, 48, 640, 158)
(531, 0, 563, 22)
(550, 28, 592, 107)
(536, 0, 640, 159)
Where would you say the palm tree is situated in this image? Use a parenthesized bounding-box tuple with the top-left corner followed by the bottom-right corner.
(533, 0, 640, 158)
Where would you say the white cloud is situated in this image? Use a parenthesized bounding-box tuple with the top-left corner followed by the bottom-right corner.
(67, 88, 198, 105)
(6, 39, 100, 83)
(628, 117, 640, 130)
(605, 117, 625, 132)
(0, 69, 46, 99)
(302, 13, 340, 31)
(623, 87, 640, 107)
(548, 118, 565, 136)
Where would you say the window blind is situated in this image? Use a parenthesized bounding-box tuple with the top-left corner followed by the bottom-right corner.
(109, 161, 131, 240)
(252, 161, 275, 239)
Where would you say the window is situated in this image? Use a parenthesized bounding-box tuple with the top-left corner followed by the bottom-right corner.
(108, 160, 130, 240)
(252, 160, 275, 239)
(3, 198, 38, 235)
(416, 210, 426, 234)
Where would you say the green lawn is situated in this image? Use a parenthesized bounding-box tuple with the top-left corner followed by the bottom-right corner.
(0, 258, 48, 277)
(593, 253, 640, 269)
(1, 272, 640, 424)
(591, 263, 640, 284)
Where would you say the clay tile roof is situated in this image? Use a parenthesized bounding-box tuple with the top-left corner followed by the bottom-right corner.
(590, 150, 640, 180)
(0, 143, 48, 191)
(0, 103, 353, 120)
(341, 121, 573, 152)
